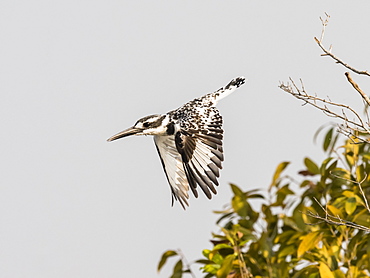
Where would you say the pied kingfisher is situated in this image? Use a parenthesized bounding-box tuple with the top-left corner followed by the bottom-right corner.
(107, 77, 246, 209)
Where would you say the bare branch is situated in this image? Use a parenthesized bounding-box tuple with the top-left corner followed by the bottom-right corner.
(176, 249, 196, 278)
(319, 12, 330, 42)
(303, 197, 370, 232)
(314, 14, 370, 76)
(314, 37, 370, 76)
(337, 126, 369, 144)
(279, 80, 370, 135)
(345, 72, 370, 106)
(280, 14, 370, 140)
(304, 209, 370, 232)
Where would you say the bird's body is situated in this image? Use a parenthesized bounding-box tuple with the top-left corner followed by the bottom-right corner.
(107, 77, 245, 208)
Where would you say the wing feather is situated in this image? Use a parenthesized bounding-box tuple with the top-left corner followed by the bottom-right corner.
(192, 144, 219, 185)
(175, 130, 223, 200)
(154, 135, 190, 209)
(188, 161, 212, 198)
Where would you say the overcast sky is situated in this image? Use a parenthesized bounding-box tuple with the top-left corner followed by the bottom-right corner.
(1, 1, 370, 277)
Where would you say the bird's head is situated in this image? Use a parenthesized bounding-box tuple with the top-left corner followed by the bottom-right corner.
(107, 114, 170, 142)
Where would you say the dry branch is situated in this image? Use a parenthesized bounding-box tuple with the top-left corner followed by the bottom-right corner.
(279, 79, 370, 135)
(345, 72, 370, 106)
(302, 197, 370, 232)
(314, 37, 370, 77)
(315, 13, 370, 76)
(280, 14, 370, 142)
(304, 209, 370, 232)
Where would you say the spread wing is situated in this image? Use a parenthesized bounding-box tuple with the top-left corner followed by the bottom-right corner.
(175, 107, 224, 201)
(153, 110, 224, 209)
(154, 135, 191, 209)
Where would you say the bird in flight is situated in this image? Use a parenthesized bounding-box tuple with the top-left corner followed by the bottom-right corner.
(107, 77, 246, 209)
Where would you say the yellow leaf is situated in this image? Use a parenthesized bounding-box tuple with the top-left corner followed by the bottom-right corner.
(270, 161, 290, 190)
(216, 254, 235, 278)
(330, 243, 340, 256)
(297, 231, 321, 257)
(327, 205, 343, 219)
(345, 197, 357, 215)
(332, 269, 346, 278)
(321, 245, 328, 258)
(342, 191, 355, 198)
(319, 263, 334, 278)
(348, 266, 358, 277)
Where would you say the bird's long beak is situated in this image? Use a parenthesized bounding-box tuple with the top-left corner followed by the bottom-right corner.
(107, 126, 142, 142)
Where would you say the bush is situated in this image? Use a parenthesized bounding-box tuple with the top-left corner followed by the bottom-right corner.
(159, 127, 370, 278)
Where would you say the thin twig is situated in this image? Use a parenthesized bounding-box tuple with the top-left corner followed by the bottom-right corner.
(314, 37, 370, 76)
(304, 209, 370, 232)
(319, 12, 330, 42)
(234, 245, 251, 278)
(177, 249, 196, 278)
(345, 72, 370, 106)
(358, 180, 370, 214)
(279, 80, 370, 133)
(314, 14, 370, 76)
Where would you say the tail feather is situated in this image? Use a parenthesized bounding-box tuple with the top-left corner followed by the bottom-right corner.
(210, 76, 246, 105)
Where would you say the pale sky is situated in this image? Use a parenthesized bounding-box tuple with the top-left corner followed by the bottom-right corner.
(1, 1, 370, 277)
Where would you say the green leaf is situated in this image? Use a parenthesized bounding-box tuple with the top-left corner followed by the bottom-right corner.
(230, 183, 244, 197)
(209, 252, 224, 264)
(215, 212, 234, 225)
(292, 204, 308, 231)
(195, 259, 212, 265)
(244, 188, 261, 196)
(202, 264, 219, 275)
(221, 227, 236, 246)
(212, 243, 233, 251)
(216, 254, 235, 278)
(319, 127, 339, 153)
(278, 244, 296, 257)
(320, 157, 334, 177)
(323, 128, 333, 151)
(353, 210, 370, 226)
(304, 157, 320, 175)
(313, 124, 329, 144)
(158, 250, 178, 272)
(202, 249, 211, 259)
(246, 193, 265, 199)
(232, 195, 248, 218)
(270, 161, 290, 190)
(345, 197, 357, 215)
(170, 259, 183, 278)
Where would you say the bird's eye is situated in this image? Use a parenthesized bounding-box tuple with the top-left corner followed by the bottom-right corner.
(143, 122, 150, 128)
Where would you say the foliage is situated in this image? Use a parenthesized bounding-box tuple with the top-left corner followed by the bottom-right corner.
(158, 127, 370, 278)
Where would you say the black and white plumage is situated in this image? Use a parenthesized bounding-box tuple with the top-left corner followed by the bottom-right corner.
(107, 77, 246, 209)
